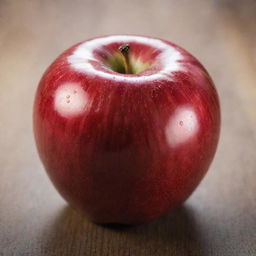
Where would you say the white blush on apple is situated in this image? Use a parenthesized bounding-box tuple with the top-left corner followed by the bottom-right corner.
(165, 107, 198, 147)
(54, 82, 88, 117)
(68, 35, 184, 82)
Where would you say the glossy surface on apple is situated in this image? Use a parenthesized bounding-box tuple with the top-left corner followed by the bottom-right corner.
(33, 35, 220, 224)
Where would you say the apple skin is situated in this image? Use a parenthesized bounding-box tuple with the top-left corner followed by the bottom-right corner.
(33, 35, 220, 224)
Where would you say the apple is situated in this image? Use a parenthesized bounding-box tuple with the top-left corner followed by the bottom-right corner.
(33, 35, 220, 224)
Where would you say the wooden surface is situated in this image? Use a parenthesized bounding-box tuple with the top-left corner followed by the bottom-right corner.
(0, 0, 256, 255)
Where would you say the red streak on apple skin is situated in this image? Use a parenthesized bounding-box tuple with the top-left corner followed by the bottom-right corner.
(33, 36, 220, 224)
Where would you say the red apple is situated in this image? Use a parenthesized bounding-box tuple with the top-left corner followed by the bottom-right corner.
(33, 35, 220, 224)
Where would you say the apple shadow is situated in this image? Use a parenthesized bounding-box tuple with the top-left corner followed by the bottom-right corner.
(41, 204, 206, 256)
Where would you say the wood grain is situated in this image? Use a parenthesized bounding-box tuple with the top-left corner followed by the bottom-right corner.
(0, 0, 255, 255)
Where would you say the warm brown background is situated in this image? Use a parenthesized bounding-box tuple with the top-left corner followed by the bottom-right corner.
(0, 0, 256, 255)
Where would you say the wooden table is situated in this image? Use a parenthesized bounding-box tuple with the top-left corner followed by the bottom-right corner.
(1, 0, 255, 255)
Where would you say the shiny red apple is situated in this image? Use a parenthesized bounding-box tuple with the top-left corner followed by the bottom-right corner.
(33, 35, 220, 224)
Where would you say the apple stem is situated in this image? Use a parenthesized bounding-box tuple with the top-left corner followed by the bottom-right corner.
(119, 44, 132, 74)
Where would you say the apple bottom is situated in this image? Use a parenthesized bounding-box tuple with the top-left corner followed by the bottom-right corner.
(42, 146, 212, 225)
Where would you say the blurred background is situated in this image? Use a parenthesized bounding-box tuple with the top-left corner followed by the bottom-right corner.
(0, 0, 255, 255)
